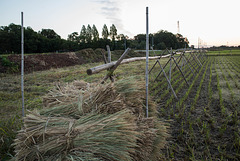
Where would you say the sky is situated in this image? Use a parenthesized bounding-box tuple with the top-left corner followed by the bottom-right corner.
(0, 0, 239, 47)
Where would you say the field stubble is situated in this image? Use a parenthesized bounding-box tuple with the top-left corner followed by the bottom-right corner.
(150, 52, 240, 160)
(0, 58, 168, 160)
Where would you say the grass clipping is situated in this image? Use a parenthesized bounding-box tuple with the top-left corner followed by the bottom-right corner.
(12, 78, 168, 161)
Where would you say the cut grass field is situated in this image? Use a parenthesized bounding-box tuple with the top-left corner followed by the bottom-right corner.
(1, 49, 240, 160)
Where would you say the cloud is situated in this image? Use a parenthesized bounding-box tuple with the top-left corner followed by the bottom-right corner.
(93, 0, 133, 36)
(93, 0, 116, 5)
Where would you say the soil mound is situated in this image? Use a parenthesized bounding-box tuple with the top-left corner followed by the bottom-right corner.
(0, 48, 105, 73)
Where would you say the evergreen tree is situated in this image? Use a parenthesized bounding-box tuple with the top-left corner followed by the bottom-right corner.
(110, 24, 117, 42)
(67, 32, 79, 42)
(79, 25, 87, 43)
(102, 24, 109, 39)
(40, 29, 61, 39)
(92, 24, 99, 42)
(86, 24, 92, 43)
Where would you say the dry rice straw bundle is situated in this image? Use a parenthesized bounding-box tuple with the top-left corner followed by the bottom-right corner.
(12, 78, 168, 160)
(13, 110, 139, 161)
(41, 81, 125, 118)
(42, 78, 146, 118)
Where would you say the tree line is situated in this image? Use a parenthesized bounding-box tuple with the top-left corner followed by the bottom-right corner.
(0, 23, 189, 54)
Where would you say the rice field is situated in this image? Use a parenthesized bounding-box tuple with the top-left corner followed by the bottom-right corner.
(1, 49, 240, 160)
(150, 50, 240, 160)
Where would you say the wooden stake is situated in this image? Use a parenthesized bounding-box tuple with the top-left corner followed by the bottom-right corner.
(101, 48, 131, 84)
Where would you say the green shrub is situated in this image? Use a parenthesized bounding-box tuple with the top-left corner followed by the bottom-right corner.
(0, 56, 19, 73)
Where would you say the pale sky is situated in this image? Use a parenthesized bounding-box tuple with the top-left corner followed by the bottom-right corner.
(0, 0, 239, 47)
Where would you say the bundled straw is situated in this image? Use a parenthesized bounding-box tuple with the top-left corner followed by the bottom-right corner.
(43, 80, 90, 108)
(42, 81, 125, 118)
(12, 77, 168, 160)
(13, 110, 139, 161)
(42, 78, 145, 118)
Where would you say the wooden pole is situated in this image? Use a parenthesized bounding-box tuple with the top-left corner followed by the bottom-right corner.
(148, 49, 167, 74)
(101, 48, 131, 83)
(110, 48, 131, 71)
(168, 48, 172, 89)
(86, 55, 168, 75)
(101, 51, 107, 64)
(157, 60, 178, 100)
(106, 45, 111, 63)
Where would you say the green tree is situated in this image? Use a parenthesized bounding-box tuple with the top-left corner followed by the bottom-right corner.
(154, 30, 178, 49)
(176, 33, 189, 48)
(86, 24, 92, 43)
(116, 34, 126, 41)
(40, 29, 61, 39)
(0, 23, 21, 53)
(67, 32, 79, 42)
(132, 34, 146, 49)
(134, 34, 145, 43)
(79, 25, 87, 43)
(102, 24, 109, 39)
(116, 34, 128, 50)
(110, 24, 117, 42)
(24, 26, 40, 53)
(92, 24, 99, 42)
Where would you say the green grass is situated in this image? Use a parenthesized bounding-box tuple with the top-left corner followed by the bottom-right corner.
(207, 49, 240, 55)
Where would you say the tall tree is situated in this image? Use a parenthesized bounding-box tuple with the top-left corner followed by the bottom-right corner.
(153, 30, 178, 49)
(40, 29, 61, 39)
(92, 24, 99, 42)
(116, 34, 127, 41)
(0, 23, 21, 53)
(102, 24, 109, 39)
(176, 33, 189, 48)
(86, 24, 92, 43)
(67, 32, 79, 42)
(110, 24, 117, 42)
(79, 25, 87, 43)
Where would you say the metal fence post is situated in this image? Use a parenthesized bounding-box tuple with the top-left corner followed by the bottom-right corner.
(21, 12, 25, 117)
(145, 7, 149, 118)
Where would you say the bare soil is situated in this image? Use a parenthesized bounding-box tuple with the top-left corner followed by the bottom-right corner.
(0, 48, 105, 73)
